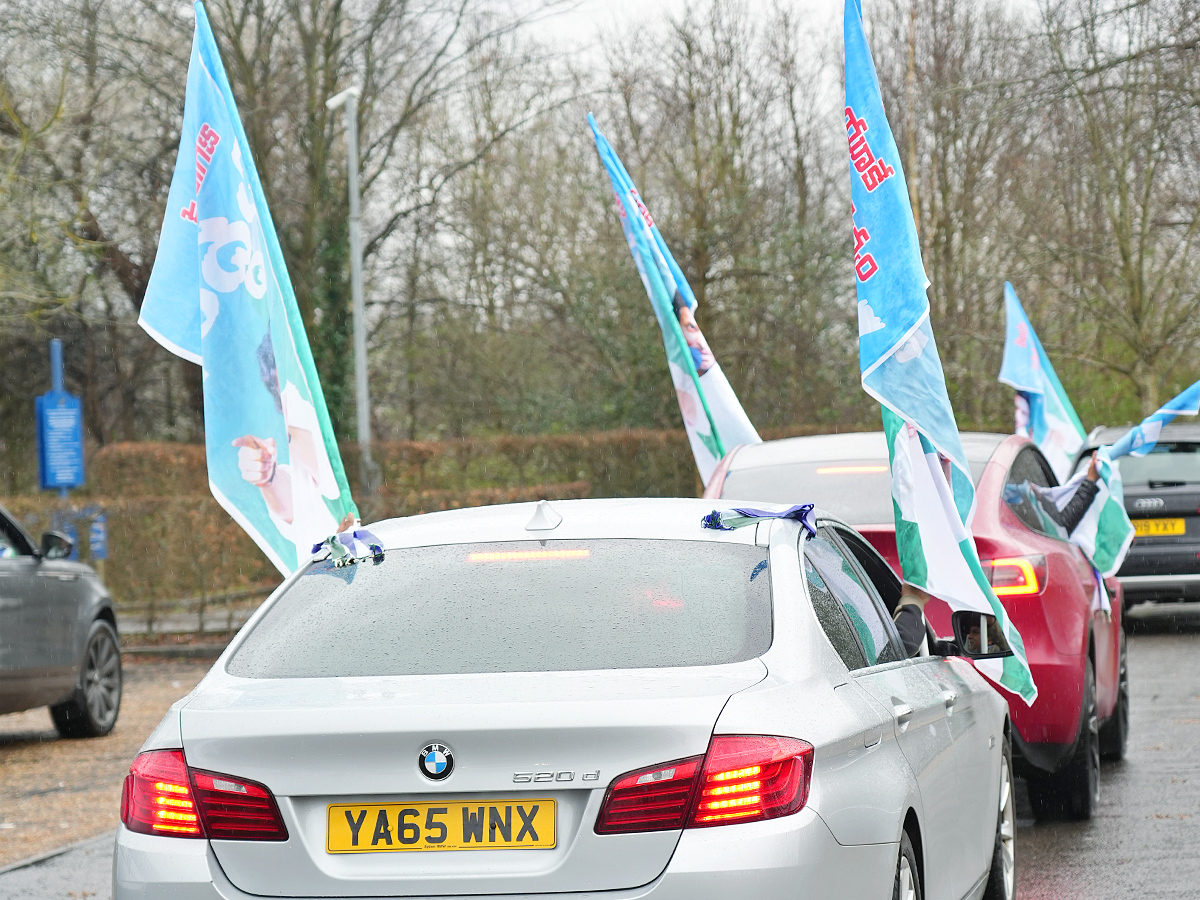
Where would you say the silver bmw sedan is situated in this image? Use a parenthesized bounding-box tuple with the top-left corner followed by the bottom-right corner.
(113, 498, 1014, 900)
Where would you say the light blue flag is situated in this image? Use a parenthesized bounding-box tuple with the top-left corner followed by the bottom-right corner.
(1109, 380, 1200, 459)
(998, 283, 1086, 481)
(588, 114, 760, 484)
(999, 283, 1133, 586)
(138, 1, 356, 575)
(846, 0, 1035, 703)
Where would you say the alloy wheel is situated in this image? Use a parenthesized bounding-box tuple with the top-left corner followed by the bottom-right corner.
(84, 629, 121, 730)
(998, 756, 1016, 899)
(898, 856, 918, 900)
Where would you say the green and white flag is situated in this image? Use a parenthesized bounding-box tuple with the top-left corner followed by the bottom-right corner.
(847, 0, 1035, 702)
(999, 283, 1133, 585)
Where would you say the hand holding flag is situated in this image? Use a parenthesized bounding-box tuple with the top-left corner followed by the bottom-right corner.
(999, 283, 1134, 585)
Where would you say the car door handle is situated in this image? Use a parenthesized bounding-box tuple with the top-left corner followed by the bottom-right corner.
(941, 690, 958, 708)
(892, 702, 915, 725)
(41, 573, 78, 582)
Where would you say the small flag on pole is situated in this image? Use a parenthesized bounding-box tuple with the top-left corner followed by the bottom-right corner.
(588, 115, 760, 485)
(138, 1, 357, 575)
(845, 0, 1035, 703)
(1109, 380, 1200, 459)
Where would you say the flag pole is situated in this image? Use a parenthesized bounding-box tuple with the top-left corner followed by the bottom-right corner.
(326, 85, 378, 496)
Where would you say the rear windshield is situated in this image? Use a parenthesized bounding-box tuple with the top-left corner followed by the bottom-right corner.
(721, 459, 989, 526)
(226, 539, 772, 678)
(1077, 443, 1200, 486)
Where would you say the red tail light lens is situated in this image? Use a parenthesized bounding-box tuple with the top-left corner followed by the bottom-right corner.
(984, 555, 1046, 596)
(191, 769, 289, 841)
(121, 750, 287, 841)
(121, 750, 203, 837)
(689, 735, 814, 826)
(594, 756, 703, 833)
(595, 735, 814, 834)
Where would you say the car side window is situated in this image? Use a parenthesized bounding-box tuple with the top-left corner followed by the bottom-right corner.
(0, 513, 32, 558)
(805, 529, 903, 667)
(802, 549, 868, 670)
(1004, 448, 1062, 536)
(834, 528, 902, 616)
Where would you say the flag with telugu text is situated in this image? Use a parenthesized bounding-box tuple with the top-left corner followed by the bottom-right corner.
(846, 0, 1035, 703)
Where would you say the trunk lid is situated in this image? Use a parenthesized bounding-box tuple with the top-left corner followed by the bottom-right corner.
(180, 661, 766, 897)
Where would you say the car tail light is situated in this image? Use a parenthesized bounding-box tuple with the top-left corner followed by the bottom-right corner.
(689, 735, 813, 827)
(595, 735, 814, 834)
(121, 750, 203, 837)
(983, 555, 1046, 596)
(191, 769, 289, 841)
(121, 750, 288, 841)
(594, 756, 703, 833)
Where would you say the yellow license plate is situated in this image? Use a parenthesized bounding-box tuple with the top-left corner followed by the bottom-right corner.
(327, 799, 556, 853)
(1133, 517, 1185, 537)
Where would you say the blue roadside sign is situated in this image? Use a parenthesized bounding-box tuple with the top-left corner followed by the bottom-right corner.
(36, 339, 85, 492)
(36, 392, 85, 490)
(89, 513, 108, 561)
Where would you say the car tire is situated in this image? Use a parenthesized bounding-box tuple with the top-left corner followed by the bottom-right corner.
(982, 738, 1016, 900)
(1099, 628, 1130, 760)
(892, 830, 922, 900)
(51, 619, 122, 739)
(1026, 657, 1099, 821)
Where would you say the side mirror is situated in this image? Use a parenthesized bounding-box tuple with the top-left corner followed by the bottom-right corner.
(40, 531, 74, 560)
(951, 611, 1014, 659)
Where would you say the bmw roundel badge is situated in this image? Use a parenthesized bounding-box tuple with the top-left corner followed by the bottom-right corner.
(418, 743, 454, 781)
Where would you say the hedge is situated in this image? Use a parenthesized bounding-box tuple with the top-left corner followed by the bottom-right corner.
(5, 425, 840, 622)
(90, 426, 831, 499)
(0, 481, 591, 622)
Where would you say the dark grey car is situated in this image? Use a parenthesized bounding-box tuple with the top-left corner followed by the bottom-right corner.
(1076, 423, 1200, 612)
(0, 503, 121, 737)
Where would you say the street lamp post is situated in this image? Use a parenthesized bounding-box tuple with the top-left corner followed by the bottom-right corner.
(325, 85, 378, 495)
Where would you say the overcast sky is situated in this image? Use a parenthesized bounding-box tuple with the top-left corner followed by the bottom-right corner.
(533, 0, 1041, 62)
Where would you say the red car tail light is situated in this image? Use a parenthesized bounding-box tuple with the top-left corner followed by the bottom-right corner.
(595, 735, 814, 834)
(688, 735, 814, 827)
(121, 750, 288, 841)
(594, 756, 703, 833)
(984, 555, 1046, 596)
(121, 750, 203, 837)
(191, 769, 289, 841)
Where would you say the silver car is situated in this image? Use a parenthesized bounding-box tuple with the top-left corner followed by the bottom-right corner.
(114, 499, 1013, 900)
(0, 503, 122, 737)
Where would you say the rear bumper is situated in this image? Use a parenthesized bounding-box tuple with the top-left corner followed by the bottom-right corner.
(113, 811, 897, 899)
(1118, 573, 1200, 604)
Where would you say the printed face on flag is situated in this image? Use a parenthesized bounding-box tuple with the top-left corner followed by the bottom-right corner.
(139, 2, 355, 574)
(588, 114, 760, 484)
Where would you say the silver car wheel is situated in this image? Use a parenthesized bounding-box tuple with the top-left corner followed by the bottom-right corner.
(83, 627, 121, 730)
(998, 753, 1016, 899)
(898, 855, 918, 900)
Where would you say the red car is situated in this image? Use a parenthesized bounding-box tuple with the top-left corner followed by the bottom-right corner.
(704, 431, 1128, 820)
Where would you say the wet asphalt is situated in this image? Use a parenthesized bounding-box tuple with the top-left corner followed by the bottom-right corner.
(1015, 602, 1200, 899)
(1, 604, 1198, 899)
